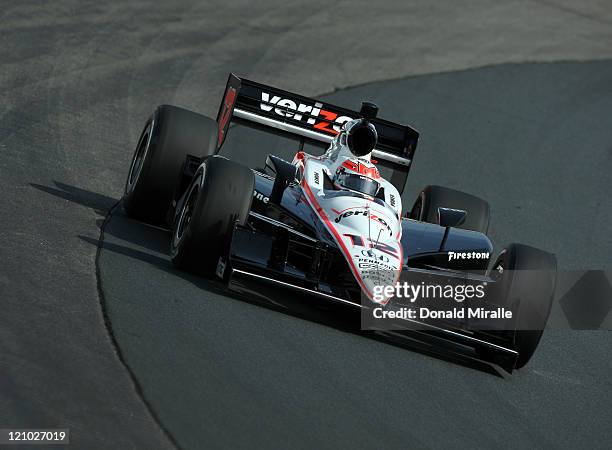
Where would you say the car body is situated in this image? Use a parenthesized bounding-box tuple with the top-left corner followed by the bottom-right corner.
(125, 74, 557, 373)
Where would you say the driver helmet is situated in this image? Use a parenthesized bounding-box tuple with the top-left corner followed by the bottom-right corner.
(333, 158, 381, 197)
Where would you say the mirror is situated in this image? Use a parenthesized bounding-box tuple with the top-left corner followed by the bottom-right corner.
(437, 207, 467, 228)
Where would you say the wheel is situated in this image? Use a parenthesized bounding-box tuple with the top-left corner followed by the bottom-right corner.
(490, 243, 557, 368)
(409, 185, 490, 233)
(123, 105, 218, 225)
(171, 156, 254, 275)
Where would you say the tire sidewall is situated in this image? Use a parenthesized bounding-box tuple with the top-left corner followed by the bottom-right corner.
(171, 157, 254, 274)
(122, 105, 219, 225)
(492, 243, 556, 368)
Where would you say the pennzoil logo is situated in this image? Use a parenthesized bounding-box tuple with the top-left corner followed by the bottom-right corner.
(260, 92, 353, 135)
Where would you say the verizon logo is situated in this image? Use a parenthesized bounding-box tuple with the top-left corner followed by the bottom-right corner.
(260, 92, 353, 135)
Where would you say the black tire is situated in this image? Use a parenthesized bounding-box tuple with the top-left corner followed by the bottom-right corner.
(490, 243, 557, 368)
(123, 105, 218, 225)
(409, 185, 490, 233)
(171, 156, 254, 275)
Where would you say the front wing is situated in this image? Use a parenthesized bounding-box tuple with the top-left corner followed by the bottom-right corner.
(219, 212, 519, 373)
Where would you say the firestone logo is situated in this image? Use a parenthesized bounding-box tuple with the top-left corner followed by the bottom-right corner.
(259, 92, 353, 135)
(448, 251, 490, 261)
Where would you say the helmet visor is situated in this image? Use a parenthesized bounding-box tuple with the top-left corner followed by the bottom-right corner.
(336, 172, 380, 197)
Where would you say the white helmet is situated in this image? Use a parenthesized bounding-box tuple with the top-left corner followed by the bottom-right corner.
(333, 157, 381, 197)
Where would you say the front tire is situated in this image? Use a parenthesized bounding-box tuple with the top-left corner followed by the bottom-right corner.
(490, 243, 557, 368)
(123, 105, 218, 225)
(171, 157, 254, 275)
(409, 185, 490, 233)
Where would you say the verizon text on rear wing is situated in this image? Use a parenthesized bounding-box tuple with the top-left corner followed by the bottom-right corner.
(216, 73, 419, 177)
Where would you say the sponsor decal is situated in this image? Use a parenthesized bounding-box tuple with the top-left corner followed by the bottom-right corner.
(358, 261, 396, 271)
(360, 248, 390, 263)
(334, 210, 393, 237)
(363, 272, 396, 285)
(448, 251, 490, 261)
(341, 160, 380, 179)
(313, 171, 320, 185)
(371, 214, 393, 237)
(218, 86, 237, 146)
(389, 194, 396, 208)
(344, 233, 399, 259)
(356, 250, 396, 271)
(253, 190, 269, 203)
(335, 209, 367, 222)
(259, 92, 353, 135)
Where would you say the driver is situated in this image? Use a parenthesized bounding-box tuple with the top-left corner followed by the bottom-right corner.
(333, 159, 380, 197)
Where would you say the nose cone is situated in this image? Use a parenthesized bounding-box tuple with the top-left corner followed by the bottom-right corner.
(351, 246, 402, 306)
(305, 186, 403, 307)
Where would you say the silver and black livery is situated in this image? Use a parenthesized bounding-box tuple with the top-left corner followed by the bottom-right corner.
(123, 74, 557, 373)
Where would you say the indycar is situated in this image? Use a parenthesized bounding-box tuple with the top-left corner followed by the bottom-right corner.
(122, 74, 557, 373)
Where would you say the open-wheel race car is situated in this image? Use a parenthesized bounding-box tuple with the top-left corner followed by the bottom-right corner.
(122, 74, 557, 373)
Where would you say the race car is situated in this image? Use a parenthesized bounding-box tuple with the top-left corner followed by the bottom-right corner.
(122, 74, 557, 373)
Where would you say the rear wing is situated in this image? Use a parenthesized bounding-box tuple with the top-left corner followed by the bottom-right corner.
(215, 73, 419, 178)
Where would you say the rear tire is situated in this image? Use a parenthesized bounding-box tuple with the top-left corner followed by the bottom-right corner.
(171, 157, 254, 275)
(490, 243, 557, 368)
(409, 185, 490, 233)
(123, 105, 218, 225)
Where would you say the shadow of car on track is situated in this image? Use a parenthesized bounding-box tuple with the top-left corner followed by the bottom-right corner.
(30, 181, 118, 217)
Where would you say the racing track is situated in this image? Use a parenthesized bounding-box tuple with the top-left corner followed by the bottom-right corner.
(99, 61, 612, 449)
(2, 1, 612, 449)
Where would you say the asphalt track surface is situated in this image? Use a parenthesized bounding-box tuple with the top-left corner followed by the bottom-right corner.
(100, 61, 612, 450)
(2, 1, 612, 449)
